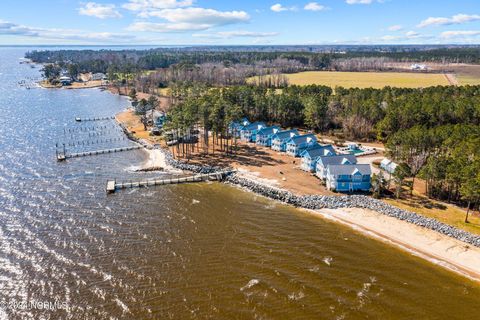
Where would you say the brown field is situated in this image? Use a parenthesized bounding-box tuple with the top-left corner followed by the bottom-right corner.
(251, 71, 451, 88)
(451, 64, 480, 85)
(386, 62, 480, 86)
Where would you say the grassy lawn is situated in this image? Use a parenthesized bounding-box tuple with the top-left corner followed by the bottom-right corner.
(385, 197, 480, 236)
(252, 71, 451, 88)
(457, 75, 480, 86)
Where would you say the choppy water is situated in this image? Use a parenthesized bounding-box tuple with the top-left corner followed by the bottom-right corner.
(1, 47, 480, 320)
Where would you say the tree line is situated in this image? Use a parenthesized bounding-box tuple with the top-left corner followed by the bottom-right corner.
(27, 46, 480, 87)
(165, 83, 480, 214)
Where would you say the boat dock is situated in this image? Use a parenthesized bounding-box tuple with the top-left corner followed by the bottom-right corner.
(106, 171, 234, 193)
(75, 116, 115, 122)
(57, 145, 142, 161)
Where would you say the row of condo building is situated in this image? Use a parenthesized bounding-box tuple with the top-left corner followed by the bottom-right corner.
(229, 119, 372, 193)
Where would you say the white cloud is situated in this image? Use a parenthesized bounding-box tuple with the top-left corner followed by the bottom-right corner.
(440, 30, 480, 38)
(127, 21, 208, 32)
(379, 30, 428, 42)
(304, 2, 326, 11)
(270, 3, 296, 12)
(0, 19, 136, 42)
(193, 30, 279, 39)
(78, 2, 122, 19)
(0, 20, 39, 36)
(346, 0, 374, 4)
(388, 25, 403, 31)
(127, 7, 249, 32)
(417, 14, 480, 28)
(122, 0, 194, 11)
(405, 30, 420, 37)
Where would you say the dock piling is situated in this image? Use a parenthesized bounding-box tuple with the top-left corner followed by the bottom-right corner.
(106, 171, 235, 194)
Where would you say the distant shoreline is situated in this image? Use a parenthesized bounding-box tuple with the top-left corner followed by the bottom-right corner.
(38, 80, 105, 90)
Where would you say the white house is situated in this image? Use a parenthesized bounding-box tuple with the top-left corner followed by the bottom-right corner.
(380, 158, 398, 174)
(410, 64, 427, 71)
(92, 73, 107, 81)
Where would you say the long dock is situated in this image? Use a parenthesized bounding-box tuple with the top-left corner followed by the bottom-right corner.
(75, 116, 115, 122)
(106, 171, 234, 193)
(57, 145, 142, 161)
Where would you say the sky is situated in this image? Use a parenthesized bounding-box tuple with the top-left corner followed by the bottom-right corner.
(0, 0, 479, 45)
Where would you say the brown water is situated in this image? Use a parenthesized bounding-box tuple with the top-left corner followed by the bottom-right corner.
(1, 47, 480, 320)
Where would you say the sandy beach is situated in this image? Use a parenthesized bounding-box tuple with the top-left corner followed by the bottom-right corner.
(115, 108, 480, 283)
(308, 206, 480, 282)
(227, 169, 480, 282)
(141, 148, 181, 173)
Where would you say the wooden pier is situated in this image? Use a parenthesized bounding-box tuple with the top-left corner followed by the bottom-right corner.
(57, 145, 142, 161)
(106, 171, 234, 193)
(75, 116, 115, 122)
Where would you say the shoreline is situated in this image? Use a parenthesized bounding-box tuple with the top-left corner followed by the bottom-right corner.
(38, 80, 105, 90)
(223, 173, 480, 282)
(110, 102, 480, 282)
(219, 170, 480, 281)
(309, 207, 480, 282)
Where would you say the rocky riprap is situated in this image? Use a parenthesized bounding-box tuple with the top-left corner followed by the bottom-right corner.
(225, 174, 480, 248)
(162, 148, 227, 174)
(156, 146, 480, 248)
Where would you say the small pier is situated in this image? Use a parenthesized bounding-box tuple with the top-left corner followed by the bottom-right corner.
(75, 116, 115, 122)
(106, 171, 234, 193)
(57, 145, 142, 161)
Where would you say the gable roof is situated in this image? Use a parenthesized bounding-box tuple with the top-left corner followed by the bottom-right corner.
(230, 118, 250, 130)
(317, 154, 357, 167)
(237, 118, 250, 127)
(257, 126, 280, 136)
(380, 158, 391, 166)
(244, 122, 266, 131)
(286, 133, 317, 145)
(327, 164, 372, 176)
(300, 144, 336, 159)
(271, 129, 299, 141)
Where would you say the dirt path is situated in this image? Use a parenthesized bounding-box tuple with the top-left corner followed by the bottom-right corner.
(444, 73, 459, 86)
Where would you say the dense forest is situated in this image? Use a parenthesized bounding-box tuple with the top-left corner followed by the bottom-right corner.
(27, 46, 480, 80)
(29, 46, 480, 211)
(165, 84, 480, 211)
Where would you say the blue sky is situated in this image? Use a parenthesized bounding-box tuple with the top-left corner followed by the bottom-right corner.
(0, 0, 479, 45)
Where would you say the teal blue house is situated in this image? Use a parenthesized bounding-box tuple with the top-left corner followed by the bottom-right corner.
(256, 126, 280, 146)
(325, 164, 372, 192)
(229, 118, 250, 137)
(285, 134, 318, 157)
(271, 130, 299, 152)
(240, 122, 266, 142)
(315, 154, 357, 179)
(300, 145, 336, 172)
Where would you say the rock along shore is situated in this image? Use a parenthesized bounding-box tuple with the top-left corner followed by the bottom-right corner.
(114, 114, 480, 250)
(161, 147, 480, 249)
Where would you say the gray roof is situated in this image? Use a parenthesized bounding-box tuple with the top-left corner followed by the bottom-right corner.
(244, 122, 266, 131)
(286, 134, 317, 145)
(300, 145, 336, 159)
(271, 129, 299, 141)
(230, 118, 250, 128)
(257, 126, 280, 136)
(327, 164, 372, 176)
(317, 154, 357, 167)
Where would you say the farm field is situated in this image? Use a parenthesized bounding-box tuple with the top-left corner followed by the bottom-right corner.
(453, 65, 480, 85)
(252, 71, 451, 88)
